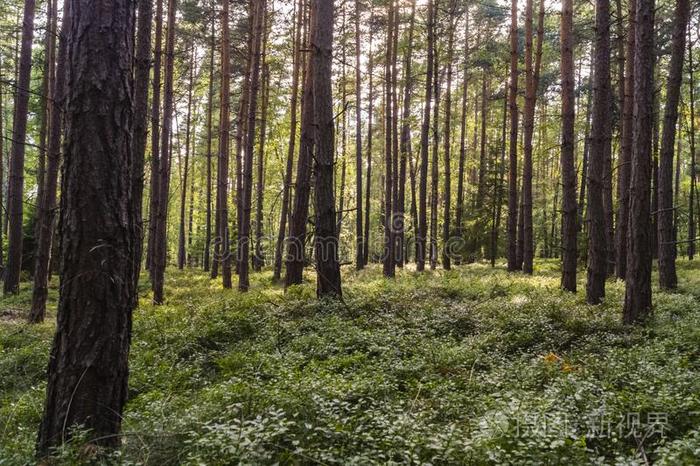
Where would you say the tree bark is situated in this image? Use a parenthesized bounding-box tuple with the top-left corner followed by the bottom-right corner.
(312, 0, 341, 297)
(363, 8, 374, 265)
(455, 11, 469, 250)
(383, 0, 396, 278)
(147, 0, 163, 274)
(152, 0, 177, 304)
(442, 3, 456, 270)
(429, 41, 440, 270)
(178, 51, 196, 270)
(586, 0, 611, 304)
(417, 0, 434, 272)
(506, 0, 519, 272)
(623, 0, 654, 324)
(560, 0, 577, 292)
(37, 0, 135, 452)
(657, 0, 689, 289)
(689, 32, 697, 260)
(204, 20, 215, 272)
(354, 0, 364, 270)
(3, 0, 37, 294)
(28, 0, 66, 323)
(254, 19, 270, 273)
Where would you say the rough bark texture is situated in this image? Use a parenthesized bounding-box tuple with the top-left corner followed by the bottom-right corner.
(506, 0, 519, 272)
(29, 1, 69, 323)
(657, 0, 688, 289)
(4, 0, 36, 294)
(586, 0, 611, 305)
(311, 0, 341, 297)
(623, 0, 654, 324)
(559, 0, 577, 292)
(37, 0, 135, 453)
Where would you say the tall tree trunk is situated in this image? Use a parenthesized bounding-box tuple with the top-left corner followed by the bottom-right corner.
(0, 60, 4, 266)
(615, 0, 635, 279)
(354, 0, 364, 270)
(178, 52, 196, 270)
(152, 0, 177, 304)
(254, 20, 270, 272)
(28, 0, 65, 323)
(560, 0, 577, 292)
(689, 33, 697, 260)
(442, 4, 456, 270)
(578, 83, 592, 237)
(623, 0, 654, 324)
(417, 0, 434, 271)
(240, 0, 265, 290)
(363, 10, 374, 265)
(586, 0, 611, 304)
(285, 1, 315, 288)
(657, 0, 689, 289)
(204, 20, 215, 272)
(3, 0, 37, 294)
(273, 0, 303, 281)
(312, 0, 341, 297)
(37, 0, 135, 452)
(147, 0, 163, 273)
(429, 42, 440, 270)
(455, 11, 469, 249)
(506, 0, 519, 272)
(383, 0, 396, 278)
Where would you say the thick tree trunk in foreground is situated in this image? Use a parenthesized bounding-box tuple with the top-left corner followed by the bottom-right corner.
(657, 0, 689, 289)
(559, 0, 577, 292)
(37, 0, 135, 453)
(29, 0, 68, 323)
(4, 0, 36, 294)
(506, 0, 519, 272)
(623, 0, 655, 324)
(312, 0, 341, 297)
(417, 0, 434, 272)
(586, 0, 611, 304)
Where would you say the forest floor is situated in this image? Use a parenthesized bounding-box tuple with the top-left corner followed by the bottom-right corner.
(2, 260, 700, 465)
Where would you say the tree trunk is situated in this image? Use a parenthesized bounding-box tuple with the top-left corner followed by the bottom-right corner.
(178, 51, 196, 270)
(37, 0, 135, 453)
(28, 0, 65, 323)
(254, 21, 270, 273)
(312, 0, 341, 297)
(354, 0, 364, 270)
(417, 0, 434, 271)
(506, 0, 519, 272)
(586, 0, 611, 305)
(455, 11, 469, 250)
(204, 20, 215, 272)
(363, 9, 374, 265)
(442, 3, 456, 270)
(3, 0, 36, 294)
(689, 32, 697, 260)
(273, 0, 303, 281)
(623, 0, 654, 324)
(383, 0, 396, 278)
(152, 0, 177, 304)
(657, 0, 689, 289)
(429, 41, 440, 270)
(147, 0, 163, 274)
(560, 0, 577, 292)
(615, 0, 635, 278)
(285, 1, 315, 288)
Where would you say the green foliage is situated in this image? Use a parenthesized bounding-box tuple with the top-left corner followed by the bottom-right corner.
(2, 261, 700, 464)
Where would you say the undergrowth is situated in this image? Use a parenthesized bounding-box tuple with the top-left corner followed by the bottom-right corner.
(1, 260, 699, 464)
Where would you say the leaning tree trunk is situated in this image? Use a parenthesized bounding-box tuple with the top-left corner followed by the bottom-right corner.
(623, 0, 655, 324)
(28, 0, 67, 323)
(586, 0, 611, 305)
(312, 0, 341, 297)
(506, 0, 519, 272)
(657, 0, 689, 289)
(559, 0, 577, 292)
(37, 0, 135, 453)
(3, 0, 36, 294)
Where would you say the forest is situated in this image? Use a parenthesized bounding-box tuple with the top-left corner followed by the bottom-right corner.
(1, 0, 700, 463)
